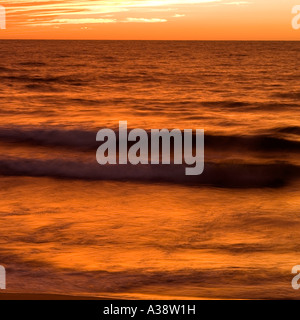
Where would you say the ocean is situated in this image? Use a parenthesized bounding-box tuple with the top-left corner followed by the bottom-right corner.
(0, 40, 299, 299)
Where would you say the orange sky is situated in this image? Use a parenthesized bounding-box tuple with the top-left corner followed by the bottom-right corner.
(0, 0, 299, 40)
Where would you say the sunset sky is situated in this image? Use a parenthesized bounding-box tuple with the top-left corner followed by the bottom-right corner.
(0, 0, 299, 40)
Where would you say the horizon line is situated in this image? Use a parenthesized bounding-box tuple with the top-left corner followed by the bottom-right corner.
(0, 39, 299, 41)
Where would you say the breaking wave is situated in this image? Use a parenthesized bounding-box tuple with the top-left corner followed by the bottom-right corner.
(0, 126, 299, 153)
(0, 157, 299, 188)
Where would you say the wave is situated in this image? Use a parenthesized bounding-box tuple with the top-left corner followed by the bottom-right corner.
(0, 157, 299, 188)
(274, 126, 300, 135)
(0, 126, 299, 153)
(0, 74, 88, 86)
(205, 134, 300, 152)
(272, 91, 300, 99)
(17, 62, 47, 67)
(0, 72, 159, 86)
(0, 127, 97, 150)
(202, 100, 300, 110)
(0, 66, 15, 72)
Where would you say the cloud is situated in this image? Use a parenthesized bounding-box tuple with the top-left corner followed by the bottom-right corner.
(5, 0, 243, 27)
(34, 18, 117, 26)
(123, 17, 167, 23)
(224, 2, 250, 5)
